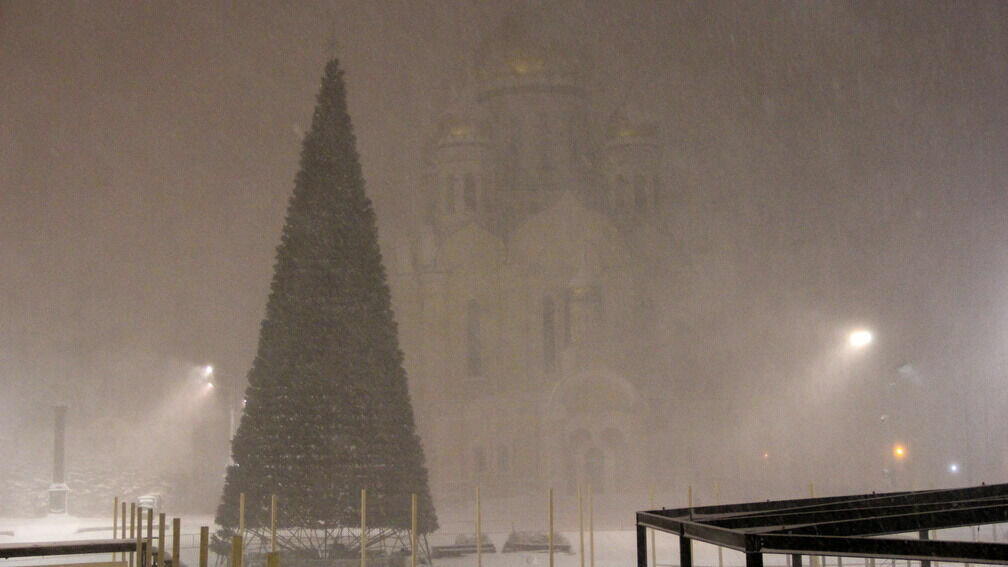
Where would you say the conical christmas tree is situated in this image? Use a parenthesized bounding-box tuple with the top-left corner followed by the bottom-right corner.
(216, 57, 436, 557)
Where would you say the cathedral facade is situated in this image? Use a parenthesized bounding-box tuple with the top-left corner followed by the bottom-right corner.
(384, 21, 677, 509)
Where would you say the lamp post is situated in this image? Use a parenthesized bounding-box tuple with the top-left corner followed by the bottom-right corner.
(48, 405, 70, 514)
(204, 364, 244, 465)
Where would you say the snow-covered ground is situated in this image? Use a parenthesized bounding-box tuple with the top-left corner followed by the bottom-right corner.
(1, 516, 1001, 567)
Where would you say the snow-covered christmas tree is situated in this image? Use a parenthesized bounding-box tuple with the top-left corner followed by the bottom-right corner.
(215, 56, 436, 559)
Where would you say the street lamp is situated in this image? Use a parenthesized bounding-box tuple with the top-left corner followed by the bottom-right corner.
(893, 443, 907, 460)
(848, 329, 873, 349)
(200, 365, 215, 392)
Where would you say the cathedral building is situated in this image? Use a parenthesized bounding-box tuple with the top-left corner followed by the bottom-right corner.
(383, 17, 678, 510)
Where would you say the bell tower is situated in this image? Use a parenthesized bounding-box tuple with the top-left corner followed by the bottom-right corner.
(602, 105, 661, 230)
(431, 96, 492, 235)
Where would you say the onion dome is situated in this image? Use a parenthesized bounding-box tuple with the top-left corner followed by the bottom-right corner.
(474, 5, 590, 98)
(605, 103, 658, 146)
(435, 86, 489, 148)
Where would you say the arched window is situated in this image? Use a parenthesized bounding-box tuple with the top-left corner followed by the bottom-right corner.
(498, 445, 510, 474)
(635, 174, 647, 213)
(584, 447, 605, 493)
(474, 446, 487, 474)
(446, 176, 457, 214)
(538, 112, 552, 171)
(543, 295, 556, 372)
(463, 173, 477, 211)
(613, 175, 626, 211)
(504, 133, 519, 190)
(466, 300, 481, 377)
(562, 291, 571, 346)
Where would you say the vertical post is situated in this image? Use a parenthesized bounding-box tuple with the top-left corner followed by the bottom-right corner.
(684, 486, 694, 564)
(172, 518, 180, 567)
(239, 493, 245, 536)
(965, 524, 978, 567)
(361, 488, 367, 567)
(548, 487, 554, 567)
(199, 526, 209, 567)
(271, 494, 277, 553)
(411, 493, 418, 567)
(579, 485, 585, 567)
(716, 482, 724, 567)
(589, 484, 595, 567)
(809, 484, 819, 567)
(131, 503, 137, 567)
(231, 535, 243, 567)
(114, 497, 119, 563)
(919, 529, 930, 567)
(158, 513, 166, 567)
(649, 488, 655, 567)
(792, 554, 803, 567)
(53, 405, 67, 483)
(636, 523, 648, 567)
(134, 506, 141, 567)
(476, 485, 482, 567)
(746, 553, 764, 567)
(121, 502, 127, 563)
(146, 508, 153, 567)
(680, 536, 693, 567)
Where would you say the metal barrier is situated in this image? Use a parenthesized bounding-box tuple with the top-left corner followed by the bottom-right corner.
(637, 483, 1008, 567)
(0, 539, 142, 562)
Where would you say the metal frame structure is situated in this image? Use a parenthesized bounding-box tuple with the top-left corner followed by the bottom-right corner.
(637, 483, 1008, 567)
(0, 538, 138, 559)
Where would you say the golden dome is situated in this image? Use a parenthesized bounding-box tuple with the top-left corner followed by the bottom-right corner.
(606, 104, 658, 141)
(474, 5, 589, 91)
(435, 87, 489, 145)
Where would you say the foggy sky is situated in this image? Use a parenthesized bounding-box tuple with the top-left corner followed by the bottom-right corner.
(2, 1, 1007, 495)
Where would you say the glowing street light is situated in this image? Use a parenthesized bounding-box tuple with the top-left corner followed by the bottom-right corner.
(849, 329, 873, 348)
(893, 443, 907, 460)
(200, 364, 215, 389)
(948, 462, 960, 474)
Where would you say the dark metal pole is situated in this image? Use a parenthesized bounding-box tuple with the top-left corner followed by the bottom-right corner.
(636, 524, 647, 567)
(746, 553, 764, 567)
(680, 536, 693, 567)
(792, 554, 803, 567)
(53, 405, 67, 484)
(919, 529, 930, 567)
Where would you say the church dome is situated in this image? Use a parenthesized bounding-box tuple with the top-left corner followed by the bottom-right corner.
(605, 103, 658, 144)
(474, 4, 590, 97)
(435, 87, 489, 147)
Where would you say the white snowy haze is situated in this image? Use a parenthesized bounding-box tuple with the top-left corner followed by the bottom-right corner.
(1, 0, 1007, 524)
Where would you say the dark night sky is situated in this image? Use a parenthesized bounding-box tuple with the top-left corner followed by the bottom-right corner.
(2, 1, 1007, 483)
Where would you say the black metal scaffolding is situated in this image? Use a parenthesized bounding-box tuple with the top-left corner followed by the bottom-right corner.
(637, 483, 1008, 567)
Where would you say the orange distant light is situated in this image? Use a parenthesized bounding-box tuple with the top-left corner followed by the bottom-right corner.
(893, 444, 907, 459)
